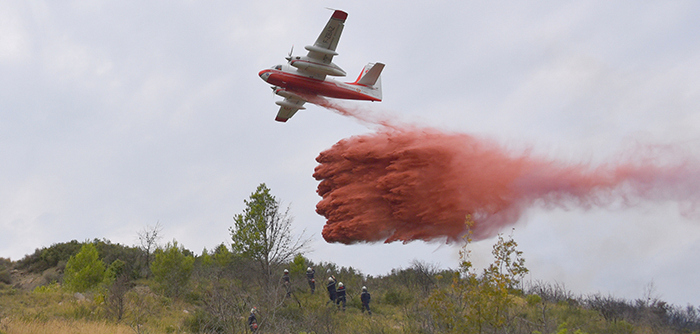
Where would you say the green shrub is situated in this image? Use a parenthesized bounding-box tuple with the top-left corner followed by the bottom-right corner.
(105, 259, 126, 283)
(32, 281, 61, 294)
(63, 243, 106, 292)
(16, 240, 82, 273)
(151, 240, 195, 298)
(0, 269, 10, 285)
(384, 288, 412, 306)
(183, 308, 225, 333)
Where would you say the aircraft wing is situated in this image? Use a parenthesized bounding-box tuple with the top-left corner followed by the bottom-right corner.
(305, 10, 347, 65)
(274, 97, 306, 122)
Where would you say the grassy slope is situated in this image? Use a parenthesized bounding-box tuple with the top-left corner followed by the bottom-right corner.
(0, 281, 405, 334)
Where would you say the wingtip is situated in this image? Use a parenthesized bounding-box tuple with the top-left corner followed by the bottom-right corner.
(332, 10, 348, 22)
(275, 117, 288, 122)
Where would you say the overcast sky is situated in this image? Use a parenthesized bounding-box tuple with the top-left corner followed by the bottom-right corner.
(2, 1, 699, 306)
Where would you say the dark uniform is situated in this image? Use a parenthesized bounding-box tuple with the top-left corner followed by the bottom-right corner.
(326, 277, 337, 304)
(282, 271, 291, 297)
(336, 284, 346, 311)
(306, 268, 316, 293)
(361, 288, 372, 315)
(248, 310, 258, 332)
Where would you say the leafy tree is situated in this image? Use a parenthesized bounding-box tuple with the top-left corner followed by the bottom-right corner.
(105, 259, 126, 283)
(150, 240, 195, 297)
(198, 247, 213, 267)
(484, 231, 528, 290)
(93, 239, 144, 280)
(290, 254, 307, 276)
(212, 243, 235, 268)
(230, 183, 308, 286)
(63, 243, 106, 292)
(426, 221, 529, 333)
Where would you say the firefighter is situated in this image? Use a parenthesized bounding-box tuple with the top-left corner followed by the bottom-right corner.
(326, 276, 337, 305)
(336, 282, 347, 311)
(248, 307, 258, 332)
(282, 269, 291, 297)
(361, 286, 372, 315)
(306, 267, 316, 293)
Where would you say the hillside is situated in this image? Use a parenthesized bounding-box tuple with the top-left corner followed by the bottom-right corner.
(1, 237, 699, 334)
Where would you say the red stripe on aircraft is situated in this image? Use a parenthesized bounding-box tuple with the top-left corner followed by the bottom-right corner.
(268, 71, 379, 102)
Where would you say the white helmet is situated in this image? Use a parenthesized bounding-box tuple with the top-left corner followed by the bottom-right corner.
(251, 308, 256, 313)
(307, 267, 312, 272)
(328, 277, 334, 283)
(338, 282, 344, 288)
(362, 286, 367, 291)
(284, 269, 289, 273)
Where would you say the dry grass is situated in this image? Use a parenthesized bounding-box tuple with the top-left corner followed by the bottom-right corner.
(2, 318, 133, 334)
(0, 283, 189, 334)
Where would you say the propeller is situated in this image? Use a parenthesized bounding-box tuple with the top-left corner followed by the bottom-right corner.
(285, 45, 294, 63)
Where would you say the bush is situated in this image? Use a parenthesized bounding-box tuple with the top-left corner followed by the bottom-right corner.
(384, 288, 412, 306)
(63, 243, 105, 292)
(33, 281, 61, 294)
(105, 259, 126, 283)
(93, 239, 144, 279)
(183, 308, 225, 333)
(16, 240, 82, 273)
(151, 240, 195, 298)
(0, 269, 10, 285)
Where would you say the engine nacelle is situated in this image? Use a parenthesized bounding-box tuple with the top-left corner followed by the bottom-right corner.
(290, 58, 347, 77)
(275, 100, 306, 110)
(274, 88, 305, 101)
(304, 45, 339, 56)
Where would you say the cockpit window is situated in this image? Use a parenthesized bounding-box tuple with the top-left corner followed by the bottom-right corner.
(273, 65, 282, 70)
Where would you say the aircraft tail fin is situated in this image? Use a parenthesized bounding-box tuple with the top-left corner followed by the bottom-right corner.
(352, 62, 384, 101)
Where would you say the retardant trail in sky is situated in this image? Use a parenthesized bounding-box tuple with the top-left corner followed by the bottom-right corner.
(312, 99, 700, 244)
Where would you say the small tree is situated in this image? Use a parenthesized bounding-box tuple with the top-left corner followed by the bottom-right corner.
(290, 254, 307, 276)
(63, 243, 106, 292)
(230, 183, 308, 286)
(150, 240, 195, 297)
(137, 221, 163, 277)
(105, 274, 130, 321)
(426, 219, 528, 333)
(212, 243, 235, 267)
(105, 259, 126, 283)
(483, 231, 529, 290)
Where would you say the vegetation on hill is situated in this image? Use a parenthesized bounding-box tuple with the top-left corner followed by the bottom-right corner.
(1, 183, 699, 333)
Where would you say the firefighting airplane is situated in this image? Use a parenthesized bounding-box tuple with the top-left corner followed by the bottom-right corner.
(258, 10, 385, 122)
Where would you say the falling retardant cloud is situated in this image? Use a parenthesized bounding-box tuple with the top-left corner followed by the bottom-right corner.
(312, 99, 700, 244)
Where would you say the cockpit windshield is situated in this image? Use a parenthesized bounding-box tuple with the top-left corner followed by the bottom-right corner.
(272, 65, 283, 70)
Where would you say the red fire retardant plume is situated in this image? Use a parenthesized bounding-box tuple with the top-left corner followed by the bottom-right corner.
(312, 101, 700, 244)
